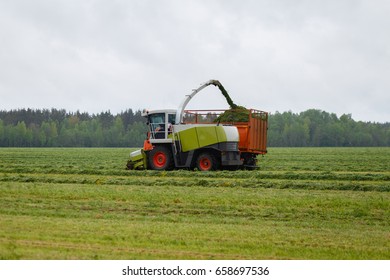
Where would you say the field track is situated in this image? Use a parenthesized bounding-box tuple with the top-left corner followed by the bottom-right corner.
(0, 147, 389, 259)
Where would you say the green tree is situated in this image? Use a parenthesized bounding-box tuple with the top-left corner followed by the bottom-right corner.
(15, 121, 28, 146)
(125, 121, 147, 147)
(0, 119, 4, 146)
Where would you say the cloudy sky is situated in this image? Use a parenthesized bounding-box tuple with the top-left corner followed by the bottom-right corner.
(0, 0, 389, 122)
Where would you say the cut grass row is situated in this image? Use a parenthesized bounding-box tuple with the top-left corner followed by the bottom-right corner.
(1, 182, 389, 259)
(1, 172, 389, 192)
(1, 148, 389, 192)
(1, 147, 389, 172)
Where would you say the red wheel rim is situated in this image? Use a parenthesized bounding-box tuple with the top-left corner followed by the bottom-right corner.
(199, 157, 211, 171)
(153, 151, 167, 168)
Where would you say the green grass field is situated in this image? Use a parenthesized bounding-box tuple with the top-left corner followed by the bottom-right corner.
(0, 147, 389, 259)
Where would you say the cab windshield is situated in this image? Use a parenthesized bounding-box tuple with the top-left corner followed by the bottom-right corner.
(148, 113, 176, 139)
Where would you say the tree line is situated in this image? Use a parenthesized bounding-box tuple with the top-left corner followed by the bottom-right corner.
(0, 109, 146, 147)
(268, 109, 389, 147)
(0, 108, 389, 147)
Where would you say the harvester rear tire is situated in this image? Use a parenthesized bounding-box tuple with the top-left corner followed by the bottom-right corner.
(148, 146, 173, 171)
(196, 152, 218, 171)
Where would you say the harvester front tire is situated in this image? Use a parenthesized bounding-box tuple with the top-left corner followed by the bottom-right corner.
(196, 152, 218, 171)
(148, 146, 173, 171)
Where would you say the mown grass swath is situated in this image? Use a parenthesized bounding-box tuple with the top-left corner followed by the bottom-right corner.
(0, 147, 389, 259)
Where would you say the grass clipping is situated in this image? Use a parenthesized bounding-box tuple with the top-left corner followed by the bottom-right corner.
(215, 106, 250, 122)
(213, 81, 249, 122)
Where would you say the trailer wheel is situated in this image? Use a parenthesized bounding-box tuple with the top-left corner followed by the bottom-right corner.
(196, 152, 218, 171)
(148, 146, 173, 170)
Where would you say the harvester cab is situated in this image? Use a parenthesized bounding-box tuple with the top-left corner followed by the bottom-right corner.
(144, 109, 176, 141)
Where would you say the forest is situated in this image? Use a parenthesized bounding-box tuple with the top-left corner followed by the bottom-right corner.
(268, 109, 390, 147)
(0, 108, 389, 147)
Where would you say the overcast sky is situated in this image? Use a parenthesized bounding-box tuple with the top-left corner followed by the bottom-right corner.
(0, 0, 389, 122)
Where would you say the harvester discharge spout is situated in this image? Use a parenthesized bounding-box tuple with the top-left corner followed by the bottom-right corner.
(176, 79, 238, 124)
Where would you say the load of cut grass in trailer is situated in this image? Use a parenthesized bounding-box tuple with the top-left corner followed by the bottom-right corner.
(213, 81, 250, 123)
